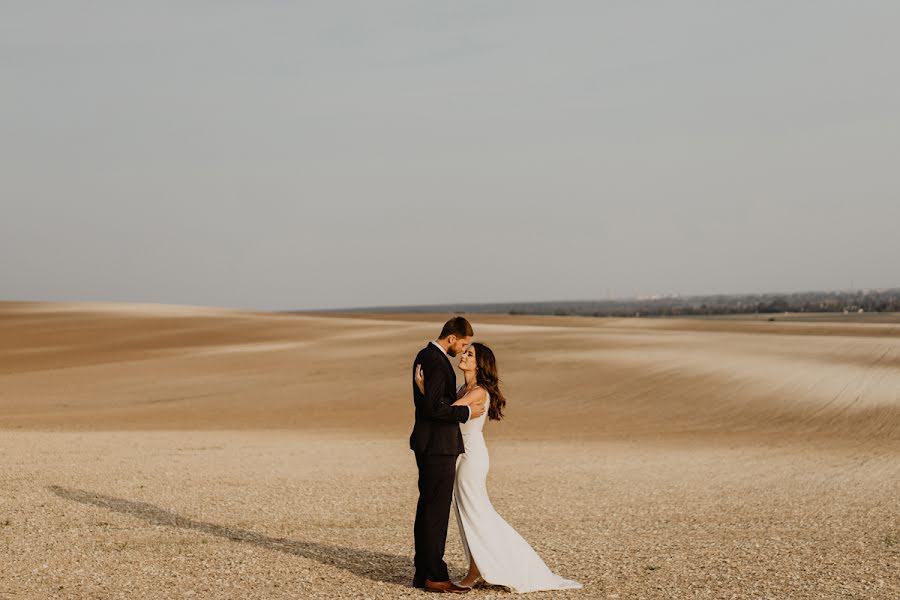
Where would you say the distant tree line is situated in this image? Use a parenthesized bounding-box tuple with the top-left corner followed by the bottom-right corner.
(503, 289, 900, 318)
(330, 288, 900, 318)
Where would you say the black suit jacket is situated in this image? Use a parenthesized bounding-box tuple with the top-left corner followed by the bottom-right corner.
(409, 343, 469, 455)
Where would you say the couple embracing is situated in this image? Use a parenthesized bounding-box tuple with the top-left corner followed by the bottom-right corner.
(410, 316, 582, 594)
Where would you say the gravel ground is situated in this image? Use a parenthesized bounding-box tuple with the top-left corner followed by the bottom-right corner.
(3, 305, 900, 598)
(2, 431, 898, 600)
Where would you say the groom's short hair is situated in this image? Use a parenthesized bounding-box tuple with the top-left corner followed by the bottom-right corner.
(439, 316, 473, 340)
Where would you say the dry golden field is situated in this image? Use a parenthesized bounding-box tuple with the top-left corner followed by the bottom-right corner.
(2, 302, 899, 599)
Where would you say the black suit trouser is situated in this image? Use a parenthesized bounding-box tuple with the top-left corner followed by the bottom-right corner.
(413, 452, 458, 583)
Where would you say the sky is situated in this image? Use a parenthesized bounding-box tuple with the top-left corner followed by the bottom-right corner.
(2, 2, 898, 310)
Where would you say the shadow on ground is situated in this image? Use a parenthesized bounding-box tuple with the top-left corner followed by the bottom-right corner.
(48, 485, 411, 585)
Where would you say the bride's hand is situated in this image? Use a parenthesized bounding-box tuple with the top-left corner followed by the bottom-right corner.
(415, 364, 425, 395)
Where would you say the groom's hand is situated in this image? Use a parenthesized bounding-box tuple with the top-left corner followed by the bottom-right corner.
(470, 400, 486, 419)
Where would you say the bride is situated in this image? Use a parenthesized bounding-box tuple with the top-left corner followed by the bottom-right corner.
(416, 342, 582, 593)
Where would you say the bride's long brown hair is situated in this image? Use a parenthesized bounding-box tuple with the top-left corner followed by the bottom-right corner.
(472, 342, 506, 421)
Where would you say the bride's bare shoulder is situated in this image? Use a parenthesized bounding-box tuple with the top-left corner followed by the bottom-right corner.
(455, 385, 487, 405)
(468, 386, 488, 403)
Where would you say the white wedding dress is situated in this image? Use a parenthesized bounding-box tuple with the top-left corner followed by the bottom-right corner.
(453, 389, 582, 593)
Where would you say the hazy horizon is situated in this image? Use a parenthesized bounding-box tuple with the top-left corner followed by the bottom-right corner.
(3, 2, 899, 311)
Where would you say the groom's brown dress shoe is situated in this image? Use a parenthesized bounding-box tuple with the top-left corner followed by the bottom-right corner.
(424, 579, 470, 593)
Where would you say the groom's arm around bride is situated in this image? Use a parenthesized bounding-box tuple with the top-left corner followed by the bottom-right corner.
(418, 354, 470, 423)
(409, 320, 485, 455)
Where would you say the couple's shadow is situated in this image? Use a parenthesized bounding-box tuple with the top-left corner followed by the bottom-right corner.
(48, 485, 411, 586)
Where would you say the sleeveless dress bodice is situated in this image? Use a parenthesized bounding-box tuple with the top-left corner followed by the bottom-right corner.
(458, 389, 487, 437)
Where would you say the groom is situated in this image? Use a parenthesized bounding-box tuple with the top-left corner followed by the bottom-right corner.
(410, 316, 485, 593)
